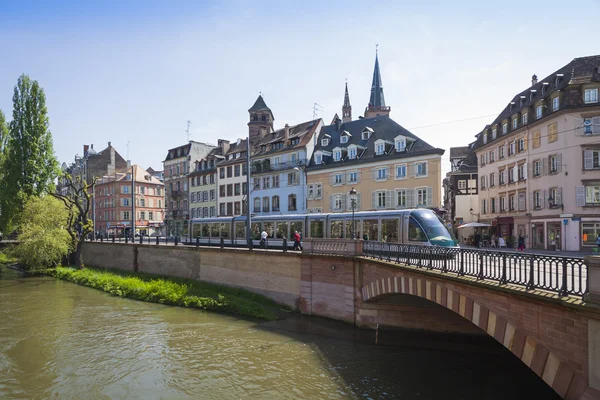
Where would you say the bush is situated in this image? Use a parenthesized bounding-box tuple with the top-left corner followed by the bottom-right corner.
(11, 196, 71, 271)
(52, 267, 280, 320)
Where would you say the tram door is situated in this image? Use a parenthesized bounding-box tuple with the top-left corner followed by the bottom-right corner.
(401, 213, 411, 244)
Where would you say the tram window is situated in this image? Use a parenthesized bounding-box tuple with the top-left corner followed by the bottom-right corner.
(192, 224, 201, 238)
(310, 220, 324, 238)
(276, 222, 288, 239)
(201, 224, 210, 238)
(408, 218, 427, 242)
(345, 220, 355, 239)
(235, 222, 246, 239)
(382, 219, 398, 242)
(330, 220, 344, 238)
(220, 223, 230, 239)
(263, 221, 275, 238)
(251, 222, 261, 240)
(210, 223, 220, 238)
(290, 221, 303, 239)
(363, 219, 378, 241)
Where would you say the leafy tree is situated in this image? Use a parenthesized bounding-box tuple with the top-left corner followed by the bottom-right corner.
(0, 74, 59, 232)
(0, 109, 7, 153)
(51, 174, 96, 269)
(11, 196, 71, 271)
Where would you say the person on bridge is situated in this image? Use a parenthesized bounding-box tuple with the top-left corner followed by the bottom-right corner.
(293, 231, 302, 251)
(260, 230, 268, 249)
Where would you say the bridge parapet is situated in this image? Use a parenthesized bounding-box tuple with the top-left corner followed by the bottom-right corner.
(585, 256, 600, 305)
(302, 238, 363, 256)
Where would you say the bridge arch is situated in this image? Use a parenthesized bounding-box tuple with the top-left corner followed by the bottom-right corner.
(361, 275, 582, 399)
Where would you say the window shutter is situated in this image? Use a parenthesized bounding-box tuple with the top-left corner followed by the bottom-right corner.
(585, 150, 594, 169)
(523, 135, 528, 151)
(557, 187, 562, 205)
(410, 163, 417, 177)
(372, 191, 377, 209)
(406, 188, 414, 208)
(356, 193, 362, 211)
(385, 190, 393, 209)
(576, 186, 586, 206)
(341, 194, 347, 210)
(341, 173, 347, 184)
(575, 118, 584, 136)
(542, 189, 547, 209)
(371, 168, 377, 180)
(594, 117, 600, 134)
(330, 195, 334, 211)
(357, 170, 361, 183)
(512, 167, 517, 182)
(557, 153, 562, 172)
(426, 187, 433, 207)
(530, 191, 534, 210)
(523, 163, 528, 180)
(542, 158, 547, 175)
(518, 193, 525, 211)
(329, 173, 335, 185)
(385, 167, 390, 180)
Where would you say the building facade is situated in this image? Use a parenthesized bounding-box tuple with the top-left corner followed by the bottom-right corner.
(306, 54, 444, 217)
(216, 139, 249, 217)
(163, 141, 216, 236)
(94, 165, 165, 237)
(474, 55, 600, 251)
(443, 146, 479, 242)
(251, 119, 322, 215)
(189, 146, 223, 219)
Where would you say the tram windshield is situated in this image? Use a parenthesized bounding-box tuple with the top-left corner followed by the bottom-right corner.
(410, 210, 457, 246)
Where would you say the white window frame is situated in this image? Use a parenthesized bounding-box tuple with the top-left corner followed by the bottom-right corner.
(376, 167, 387, 181)
(552, 96, 559, 111)
(334, 173, 343, 185)
(340, 135, 348, 144)
(457, 180, 466, 190)
(321, 138, 329, 146)
(416, 187, 429, 207)
(307, 184, 314, 200)
(333, 148, 342, 162)
(396, 189, 407, 208)
(492, 128, 497, 139)
(375, 142, 385, 155)
(376, 190, 387, 209)
(512, 118, 518, 129)
(483, 132, 488, 144)
(502, 123, 508, 134)
(395, 164, 407, 180)
(415, 162, 428, 178)
(348, 171, 358, 184)
(536, 105, 543, 119)
(348, 146, 357, 159)
(585, 88, 598, 104)
(395, 138, 406, 152)
(314, 153, 322, 165)
(315, 183, 322, 199)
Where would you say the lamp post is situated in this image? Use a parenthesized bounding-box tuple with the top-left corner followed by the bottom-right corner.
(245, 137, 253, 249)
(349, 187, 357, 239)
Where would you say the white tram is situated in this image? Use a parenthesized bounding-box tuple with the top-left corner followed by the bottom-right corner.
(188, 209, 457, 248)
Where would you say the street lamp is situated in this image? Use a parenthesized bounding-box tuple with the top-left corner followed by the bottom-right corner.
(349, 187, 357, 239)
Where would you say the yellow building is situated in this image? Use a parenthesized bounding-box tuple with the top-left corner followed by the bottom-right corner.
(306, 53, 444, 213)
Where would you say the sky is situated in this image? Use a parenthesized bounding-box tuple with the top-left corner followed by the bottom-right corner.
(1, 0, 600, 179)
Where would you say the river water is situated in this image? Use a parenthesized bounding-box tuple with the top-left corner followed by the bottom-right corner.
(0, 267, 560, 400)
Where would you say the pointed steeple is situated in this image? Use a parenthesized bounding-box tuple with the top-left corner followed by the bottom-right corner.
(342, 81, 352, 123)
(365, 48, 390, 118)
(248, 94, 274, 145)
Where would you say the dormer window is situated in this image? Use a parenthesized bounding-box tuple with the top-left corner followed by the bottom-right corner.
(519, 96, 526, 107)
(529, 90, 537, 102)
(333, 148, 342, 162)
(321, 138, 329, 146)
(542, 82, 549, 95)
(509, 102, 514, 113)
(290, 138, 299, 146)
(361, 127, 373, 140)
(536, 105, 543, 119)
(483, 132, 488, 144)
(502, 123, 508, 134)
(584, 88, 598, 104)
(272, 142, 283, 150)
(375, 141, 385, 155)
(492, 127, 497, 139)
(555, 74, 563, 87)
(552, 96, 559, 111)
(396, 139, 406, 152)
(522, 113, 528, 125)
(348, 146, 357, 159)
(341, 136, 348, 144)
(340, 131, 351, 144)
(314, 153, 322, 164)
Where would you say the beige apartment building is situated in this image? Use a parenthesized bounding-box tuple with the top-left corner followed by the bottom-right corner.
(189, 146, 223, 219)
(475, 55, 600, 251)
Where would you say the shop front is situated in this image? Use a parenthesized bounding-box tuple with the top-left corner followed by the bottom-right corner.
(496, 216, 514, 246)
(547, 221, 562, 251)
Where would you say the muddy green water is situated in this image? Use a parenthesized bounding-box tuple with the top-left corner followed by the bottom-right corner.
(0, 267, 559, 399)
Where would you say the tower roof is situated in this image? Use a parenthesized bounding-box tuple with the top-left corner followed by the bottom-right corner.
(343, 82, 351, 108)
(369, 52, 386, 108)
(248, 95, 271, 112)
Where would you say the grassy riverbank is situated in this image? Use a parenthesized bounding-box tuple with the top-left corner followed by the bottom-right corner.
(52, 267, 281, 320)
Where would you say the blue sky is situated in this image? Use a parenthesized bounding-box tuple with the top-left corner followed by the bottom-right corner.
(1, 0, 599, 177)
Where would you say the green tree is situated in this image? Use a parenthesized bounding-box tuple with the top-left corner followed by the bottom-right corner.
(0, 74, 59, 232)
(0, 109, 7, 153)
(11, 196, 71, 271)
(52, 174, 96, 269)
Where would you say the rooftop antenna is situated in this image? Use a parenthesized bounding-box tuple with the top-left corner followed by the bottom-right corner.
(312, 103, 323, 119)
(186, 120, 191, 142)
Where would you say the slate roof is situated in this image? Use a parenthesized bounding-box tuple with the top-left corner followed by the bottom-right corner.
(216, 139, 249, 167)
(248, 95, 271, 112)
(307, 115, 444, 171)
(251, 119, 321, 159)
(189, 147, 224, 176)
(163, 143, 190, 161)
(449, 146, 470, 160)
(473, 55, 600, 149)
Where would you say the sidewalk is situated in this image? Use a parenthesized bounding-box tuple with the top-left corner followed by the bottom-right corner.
(459, 244, 593, 258)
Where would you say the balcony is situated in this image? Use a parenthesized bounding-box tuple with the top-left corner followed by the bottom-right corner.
(251, 159, 306, 174)
(170, 190, 183, 198)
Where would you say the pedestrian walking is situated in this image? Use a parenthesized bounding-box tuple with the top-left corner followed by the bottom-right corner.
(260, 229, 268, 249)
(518, 234, 526, 252)
(293, 231, 302, 251)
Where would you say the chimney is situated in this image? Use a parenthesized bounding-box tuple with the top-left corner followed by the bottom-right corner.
(110, 146, 115, 166)
(284, 124, 290, 141)
(335, 117, 342, 131)
(531, 74, 538, 86)
(126, 160, 131, 169)
(218, 139, 230, 154)
(83, 145, 89, 157)
(108, 141, 111, 147)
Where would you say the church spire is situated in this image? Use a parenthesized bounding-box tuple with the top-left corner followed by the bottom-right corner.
(342, 80, 352, 123)
(365, 46, 390, 118)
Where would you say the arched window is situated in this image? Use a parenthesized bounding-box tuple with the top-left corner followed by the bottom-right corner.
(261, 114, 267, 121)
(272, 195, 280, 212)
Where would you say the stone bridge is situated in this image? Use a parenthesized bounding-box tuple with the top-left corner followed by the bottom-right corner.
(81, 239, 600, 400)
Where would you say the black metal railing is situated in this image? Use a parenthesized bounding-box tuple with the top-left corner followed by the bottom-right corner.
(362, 241, 588, 299)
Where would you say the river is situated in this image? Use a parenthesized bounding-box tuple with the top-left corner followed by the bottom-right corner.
(0, 267, 560, 399)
